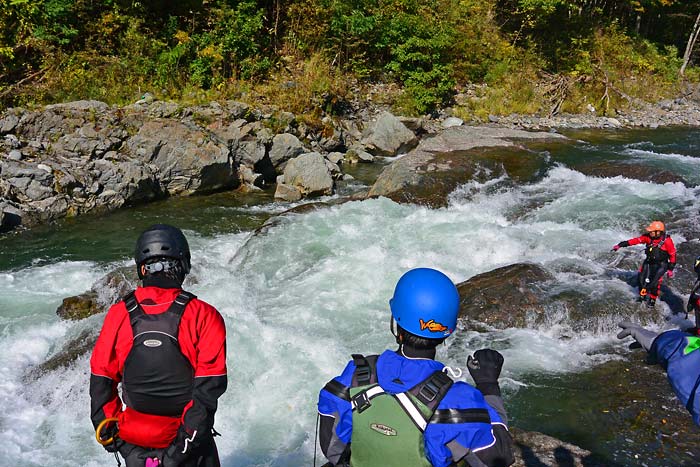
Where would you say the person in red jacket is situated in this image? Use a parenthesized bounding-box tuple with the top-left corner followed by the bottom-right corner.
(613, 220, 676, 307)
(90, 224, 227, 467)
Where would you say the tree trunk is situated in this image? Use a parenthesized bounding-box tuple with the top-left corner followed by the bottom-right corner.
(681, 10, 700, 76)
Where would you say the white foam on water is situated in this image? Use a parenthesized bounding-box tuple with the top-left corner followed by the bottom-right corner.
(1, 165, 698, 465)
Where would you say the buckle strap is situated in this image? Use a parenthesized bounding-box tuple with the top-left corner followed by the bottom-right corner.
(350, 354, 378, 387)
(394, 392, 428, 431)
(350, 385, 385, 413)
(168, 291, 196, 318)
(409, 370, 454, 411)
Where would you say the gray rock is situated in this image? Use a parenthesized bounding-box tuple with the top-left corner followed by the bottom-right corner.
(236, 138, 267, 166)
(345, 148, 374, 164)
(362, 111, 418, 156)
(269, 133, 306, 167)
(125, 120, 236, 194)
(282, 152, 333, 197)
(0, 112, 21, 134)
(326, 152, 344, 165)
(8, 150, 22, 161)
(4, 134, 20, 148)
(274, 183, 302, 202)
(398, 116, 423, 131)
(442, 117, 464, 128)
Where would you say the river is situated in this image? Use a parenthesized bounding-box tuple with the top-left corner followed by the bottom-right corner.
(1, 128, 699, 466)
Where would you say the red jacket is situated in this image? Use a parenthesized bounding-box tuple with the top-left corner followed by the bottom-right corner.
(90, 286, 227, 449)
(624, 234, 676, 267)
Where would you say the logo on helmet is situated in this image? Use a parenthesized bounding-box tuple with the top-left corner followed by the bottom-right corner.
(419, 319, 450, 334)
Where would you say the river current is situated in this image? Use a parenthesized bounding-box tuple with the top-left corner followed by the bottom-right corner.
(1, 128, 699, 466)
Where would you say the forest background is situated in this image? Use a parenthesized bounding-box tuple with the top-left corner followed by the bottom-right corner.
(2, 0, 700, 122)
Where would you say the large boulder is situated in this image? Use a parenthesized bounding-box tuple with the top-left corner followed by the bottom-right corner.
(457, 263, 666, 330)
(125, 120, 237, 195)
(362, 111, 418, 156)
(369, 126, 566, 207)
(458, 263, 555, 329)
(281, 152, 334, 197)
(269, 133, 306, 167)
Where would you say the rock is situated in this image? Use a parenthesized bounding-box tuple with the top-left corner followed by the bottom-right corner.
(457, 263, 555, 329)
(442, 117, 464, 128)
(56, 292, 101, 321)
(56, 266, 139, 320)
(0, 201, 22, 232)
(362, 111, 418, 156)
(369, 126, 566, 207)
(7, 150, 22, 161)
(344, 148, 375, 164)
(24, 328, 99, 381)
(488, 115, 500, 123)
(282, 152, 334, 197)
(511, 428, 605, 467)
(577, 162, 687, 186)
(125, 120, 236, 195)
(235, 137, 267, 166)
(274, 183, 302, 202)
(4, 134, 20, 148)
(398, 116, 423, 131)
(37, 163, 52, 173)
(269, 133, 306, 167)
(326, 152, 344, 165)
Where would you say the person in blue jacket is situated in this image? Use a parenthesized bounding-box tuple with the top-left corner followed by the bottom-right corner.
(618, 321, 700, 426)
(317, 268, 515, 467)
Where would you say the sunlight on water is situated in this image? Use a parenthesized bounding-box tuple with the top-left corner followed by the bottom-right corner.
(1, 145, 699, 465)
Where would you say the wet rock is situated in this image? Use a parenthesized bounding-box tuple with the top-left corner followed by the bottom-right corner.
(24, 328, 99, 381)
(457, 263, 555, 328)
(281, 152, 334, 197)
(511, 428, 606, 467)
(56, 266, 139, 320)
(577, 162, 687, 186)
(369, 126, 565, 207)
(362, 111, 418, 156)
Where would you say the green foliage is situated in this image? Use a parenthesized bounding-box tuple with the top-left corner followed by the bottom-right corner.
(0, 0, 699, 117)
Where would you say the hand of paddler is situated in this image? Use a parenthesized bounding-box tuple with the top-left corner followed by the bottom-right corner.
(612, 244, 620, 251)
(467, 349, 504, 396)
(667, 270, 674, 279)
(617, 321, 658, 352)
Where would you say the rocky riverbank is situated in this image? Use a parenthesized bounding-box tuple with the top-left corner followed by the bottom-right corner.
(3, 91, 700, 234)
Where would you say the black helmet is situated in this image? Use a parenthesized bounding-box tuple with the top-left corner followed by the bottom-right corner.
(134, 224, 191, 274)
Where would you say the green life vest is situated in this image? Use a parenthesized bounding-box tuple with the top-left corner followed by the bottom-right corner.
(345, 354, 455, 467)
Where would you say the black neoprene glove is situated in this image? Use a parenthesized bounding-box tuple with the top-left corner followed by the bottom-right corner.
(161, 427, 193, 467)
(467, 349, 504, 396)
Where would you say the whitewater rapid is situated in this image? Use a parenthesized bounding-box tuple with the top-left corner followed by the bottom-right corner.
(1, 160, 699, 466)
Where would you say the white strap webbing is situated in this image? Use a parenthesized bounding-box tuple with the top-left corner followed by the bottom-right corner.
(351, 386, 385, 409)
(395, 393, 427, 431)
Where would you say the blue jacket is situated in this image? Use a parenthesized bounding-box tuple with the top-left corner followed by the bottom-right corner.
(650, 330, 700, 426)
(318, 350, 510, 467)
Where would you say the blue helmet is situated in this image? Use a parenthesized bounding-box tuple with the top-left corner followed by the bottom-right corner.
(390, 268, 460, 339)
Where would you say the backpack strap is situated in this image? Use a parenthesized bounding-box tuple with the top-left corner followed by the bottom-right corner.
(408, 370, 454, 412)
(392, 370, 455, 432)
(350, 354, 378, 387)
(169, 291, 196, 319)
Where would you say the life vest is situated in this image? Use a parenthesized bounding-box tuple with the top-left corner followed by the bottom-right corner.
(324, 355, 489, 467)
(645, 235, 671, 264)
(121, 290, 196, 417)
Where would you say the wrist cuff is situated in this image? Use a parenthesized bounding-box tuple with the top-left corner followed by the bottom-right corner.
(476, 382, 501, 396)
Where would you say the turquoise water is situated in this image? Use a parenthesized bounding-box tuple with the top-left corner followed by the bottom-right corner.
(1, 128, 699, 466)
